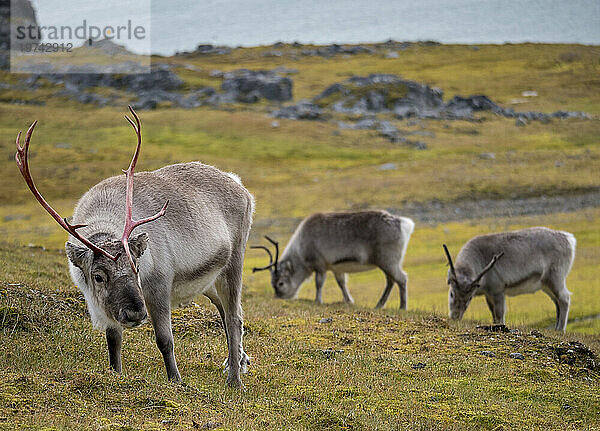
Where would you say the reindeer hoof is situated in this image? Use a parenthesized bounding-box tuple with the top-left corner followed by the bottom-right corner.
(222, 351, 251, 374)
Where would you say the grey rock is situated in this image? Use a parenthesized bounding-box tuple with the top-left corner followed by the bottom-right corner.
(315, 74, 444, 116)
(354, 118, 378, 129)
(178, 88, 214, 109)
(301, 44, 374, 58)
(515, 116, 528, 126)
(509, 353, 525, 360)
(319, 317, 332, 324)
(192, 44, 232, 55)
(262, 50, 282, 57)
(479, 152, 496, 160)
(378, 162, 398, 171)
(480, 351, 496, 358)
(377, 120, 400, 142)
(271, 101, 323, 120)
(221, 69, 293, 102)
(409, 140, 428, 150)
(273, 66, 299, 75)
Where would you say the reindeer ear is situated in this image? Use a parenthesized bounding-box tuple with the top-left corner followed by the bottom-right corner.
(65, 241, 92, 271)
(128, 233, 149, 258)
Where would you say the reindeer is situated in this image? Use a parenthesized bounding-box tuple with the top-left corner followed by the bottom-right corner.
(443, 227, 576, 332)
(15, 107, 254, 387)
(252, 210, 414, 309)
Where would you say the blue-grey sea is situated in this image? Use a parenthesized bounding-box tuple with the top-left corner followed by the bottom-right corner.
(31, 0, 600, 55)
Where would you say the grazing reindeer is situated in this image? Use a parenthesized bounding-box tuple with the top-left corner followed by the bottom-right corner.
(15, 107, 254, 387)
(443, 227, 576, 332)
(252, 210, 414, 309)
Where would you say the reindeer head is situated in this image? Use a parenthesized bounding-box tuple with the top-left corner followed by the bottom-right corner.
(251, 236, 298, 299)
(66, 233, 149, 327)
(443, 244, 504, 320)
(15, 106, 167, 328)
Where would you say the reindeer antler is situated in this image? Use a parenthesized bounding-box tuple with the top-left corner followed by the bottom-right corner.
(16, 106, 168, 272)
(120, 106, 168, 273)
(443, 244, 457, 281)
(251, 235, 280, 272)
(471, 251, 504, 286)
(15, 120, 120, 261)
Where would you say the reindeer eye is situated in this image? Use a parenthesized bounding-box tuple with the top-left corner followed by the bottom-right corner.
(94, 274, 104, 283)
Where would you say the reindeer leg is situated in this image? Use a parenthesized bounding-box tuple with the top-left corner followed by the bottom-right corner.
(204, 286, 229, 350)
(375, 273, 395, 309)
(546, 279, 570, 333)
(207, 285, 250, 376)
(556, 290, 570, 333)
(334, 272, 354, 304)
(396, 270, 408, 310)
(217, 253, 246, 388)
(106, 326, 123, 373)
(144, 282, 180, 381)
(485, 293, 505, 324)
(315, 271, 326, 304)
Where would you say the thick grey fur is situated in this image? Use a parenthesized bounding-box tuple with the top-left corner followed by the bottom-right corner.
(446, 227, 576, 332)
(264, 210, 415, 309)
(65, 162, 254, 387)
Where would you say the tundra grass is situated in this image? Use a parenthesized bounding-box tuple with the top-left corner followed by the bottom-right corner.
(0, 105, 598, 223)
(0, 43, 599, 428)
(0, 240, 599, 430)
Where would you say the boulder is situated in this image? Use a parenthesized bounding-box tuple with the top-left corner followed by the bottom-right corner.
(301, 44, 375, 57)
(30, 63, 183, 93)
(315, 74, 444, 116)
(271, 101, 323, 120)
(192, 44, 232, 55)
(377, 120, 400, 141)
(222, 69, 293, 103)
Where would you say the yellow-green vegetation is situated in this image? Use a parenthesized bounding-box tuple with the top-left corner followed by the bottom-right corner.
(0, 42, 599, 429)
(0, 242, 599, 430)
(314, 80, 410, 109)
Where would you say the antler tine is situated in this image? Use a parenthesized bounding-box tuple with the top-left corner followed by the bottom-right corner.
(15, 121, 119, 261)
(264, 235, 279, 266)
(123, 105, 142, 174)
(250, 245, 275, 273)
(472, 251, 505, 285)
(120, 106, 168, 273)
(443, 244, 457, 280)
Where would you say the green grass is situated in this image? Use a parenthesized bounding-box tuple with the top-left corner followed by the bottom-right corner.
(0, 241, 598, 430)
(0, 42, 599, 429)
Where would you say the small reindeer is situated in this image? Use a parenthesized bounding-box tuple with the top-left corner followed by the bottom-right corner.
(15, 107, 254, 386)
(252, 210, 414, 308)
(443, 227, 576, 332)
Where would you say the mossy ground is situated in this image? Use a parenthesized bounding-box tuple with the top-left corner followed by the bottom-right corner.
(0, 242, 599, 430)
(0, 42, 599, 429)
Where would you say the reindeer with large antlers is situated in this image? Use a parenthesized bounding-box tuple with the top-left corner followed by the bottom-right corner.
(15, 107, 254, 386)
(443, 227, 576, 332)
